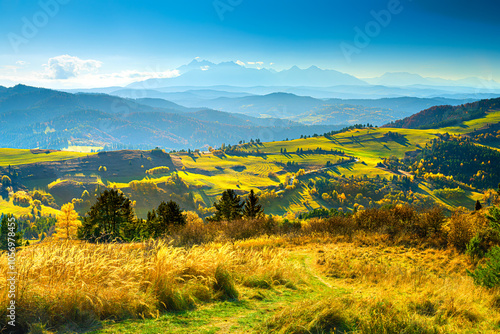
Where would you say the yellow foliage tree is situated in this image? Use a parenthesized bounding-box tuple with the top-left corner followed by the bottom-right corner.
(55, 203, 80, 240)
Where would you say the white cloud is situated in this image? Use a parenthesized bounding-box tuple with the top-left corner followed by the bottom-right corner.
(43, 55, 102, 80)
(247, 61, 255, 65)
(15, 60, 28, 66)
(0, 64, 180, 89)
(236, 60, 246, 67)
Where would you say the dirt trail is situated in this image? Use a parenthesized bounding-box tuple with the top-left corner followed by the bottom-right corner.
(294, 251, 334, 289)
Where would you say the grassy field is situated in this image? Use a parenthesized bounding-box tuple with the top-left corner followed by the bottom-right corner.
(438, 109, 500, 135)
(0, 196, 61, 217)
(5, 233, 500, 334)
(0, 148, 92, 167)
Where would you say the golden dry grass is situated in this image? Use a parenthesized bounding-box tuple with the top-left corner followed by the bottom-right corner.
(0, 239, 302, 332)
(303, 241, 500, 333)
(1, 208, 500, 333)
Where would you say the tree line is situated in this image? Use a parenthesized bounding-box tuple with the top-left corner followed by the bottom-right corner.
(76, 188, 264, 242)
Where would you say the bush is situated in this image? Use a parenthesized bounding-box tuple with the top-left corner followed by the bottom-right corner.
(176, 211, 210, 246)
(355, 208, 399, 234)
(145, 166, 170, 175)
(13, 191, 32, 207)
(1, 175, 11, 186)
(468, 246, 500, 288)
(267, 171, 279, 181)
(301, 216, 354, 237)
(433, 187, 466, 200)
(420, 206, 446, 237)
(447, 209, 478, 252)
(466, 234, 485, 261)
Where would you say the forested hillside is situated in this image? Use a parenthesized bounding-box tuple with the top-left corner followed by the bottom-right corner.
(386, 97, 500, 129)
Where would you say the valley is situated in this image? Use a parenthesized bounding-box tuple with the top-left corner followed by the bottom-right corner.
(2, 101, 500, 223)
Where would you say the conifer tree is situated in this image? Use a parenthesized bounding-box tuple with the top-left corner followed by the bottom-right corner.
(78, 189, 135, 242)
(149, 200, 186, 236)
(0, 214, 22, 250)
(208, 189, 243, 222)
(243, 190, 264, 219)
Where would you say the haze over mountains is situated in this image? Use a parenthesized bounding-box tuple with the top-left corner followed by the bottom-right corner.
(66, 59, 500, 100)
(1, 59, 499, 152)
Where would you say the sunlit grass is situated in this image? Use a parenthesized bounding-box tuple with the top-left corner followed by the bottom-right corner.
(0, 197, 61, 217)
(0, 148, 91, 167)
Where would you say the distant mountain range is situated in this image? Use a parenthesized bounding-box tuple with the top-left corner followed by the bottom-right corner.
(0, 85, 339, 150)
(128, 59, 367, 88)
(124, 59, 500, 91)
(60, 59, 500, 102)
(1, 80, 498, 151)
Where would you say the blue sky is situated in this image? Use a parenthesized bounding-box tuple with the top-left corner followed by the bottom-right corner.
(1, 0, 499, 88)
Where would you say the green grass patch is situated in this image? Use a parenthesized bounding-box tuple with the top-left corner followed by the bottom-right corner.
(0, 148, 92, 167)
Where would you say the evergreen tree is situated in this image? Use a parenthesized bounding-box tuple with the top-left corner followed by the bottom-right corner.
(78, 189, 135, 242)
(208, 189, 243, 222)
(243, 190, 264, 219)
(475, 200, 482, 211)
(0, 214, 22, 250)
(486, 206, 500, 232)
(149, 200, 186, 236)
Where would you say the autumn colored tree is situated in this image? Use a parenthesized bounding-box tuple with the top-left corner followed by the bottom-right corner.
(1, 175, 11, 186)
(55, 203, 80, 240)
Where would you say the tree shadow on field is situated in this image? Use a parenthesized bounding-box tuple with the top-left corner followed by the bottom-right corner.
(327, 167, 341, 175)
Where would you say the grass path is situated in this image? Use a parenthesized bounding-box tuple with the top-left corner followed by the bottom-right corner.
(91, 248, 332, 334)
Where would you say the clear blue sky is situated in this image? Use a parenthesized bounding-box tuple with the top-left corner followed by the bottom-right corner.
(1, 0, 499, 88)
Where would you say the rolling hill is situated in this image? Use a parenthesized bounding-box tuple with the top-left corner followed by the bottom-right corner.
(2, 97, 500, 220)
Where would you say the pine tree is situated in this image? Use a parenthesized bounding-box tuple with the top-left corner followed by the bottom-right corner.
(54, 203, 80, 240)
(475, 200, 482, 211)
(0, 214, 22, 250)
(0, 215, 8, 250)
(78, 189, 135, 242)
(208, 189, 243, 222)
(243, 190, 264, 219)
(153, 200, 186, 236)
